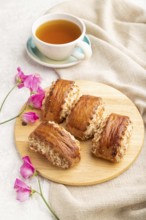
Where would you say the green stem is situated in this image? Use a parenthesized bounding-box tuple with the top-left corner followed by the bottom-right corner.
(37, 177, 59, 220)
(0, 85, 17, 112)
(0, 102, 27, 125)
(0, 112, 21, 125)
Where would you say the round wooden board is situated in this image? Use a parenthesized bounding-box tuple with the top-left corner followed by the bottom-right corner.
(14, 80, 144, 186)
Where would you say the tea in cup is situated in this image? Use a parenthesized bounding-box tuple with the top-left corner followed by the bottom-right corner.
(32, 13, 92, 61)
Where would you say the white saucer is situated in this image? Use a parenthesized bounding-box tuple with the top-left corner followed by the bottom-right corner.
(26, 35, 91, 68)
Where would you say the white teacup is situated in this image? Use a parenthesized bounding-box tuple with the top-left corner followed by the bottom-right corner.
(32, 13, 92, 61)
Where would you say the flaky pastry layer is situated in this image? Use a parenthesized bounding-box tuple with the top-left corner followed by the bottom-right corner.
(42, 79, 80, 123)
(28, 121, 81, 169)
(66, 95, 104, 140)
(92, 113, 133, 162)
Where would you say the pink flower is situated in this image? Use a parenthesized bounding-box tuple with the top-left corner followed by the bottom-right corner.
(37, 86, 44, 93)
(20, 156, 35, 179)
(14, 178, 32, 202)
(22, 112, 39, 124)
(15, 67, 27, 89)
(15, 68, 42, 93)
(28, 91, 45, 109)
(24, 74, 41, 93)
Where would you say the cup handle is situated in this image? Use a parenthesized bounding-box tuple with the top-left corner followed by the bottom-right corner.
(72, 40, 92, 60)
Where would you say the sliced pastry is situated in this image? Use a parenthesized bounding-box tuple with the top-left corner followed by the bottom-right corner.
(42, 79, 80, 123)
(92, 113, 133, 162)
(28, 121, 81, 169)
(66, 95, 104, 140)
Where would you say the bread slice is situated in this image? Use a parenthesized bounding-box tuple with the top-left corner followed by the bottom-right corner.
(66, 95, 104, 140)
(28, 121, 81, 169)
(42, 79, 80, 123)
(92, 113, 133, 162)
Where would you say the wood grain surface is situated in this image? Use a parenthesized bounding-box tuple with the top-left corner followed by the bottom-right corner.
(14, 81, 145, 186)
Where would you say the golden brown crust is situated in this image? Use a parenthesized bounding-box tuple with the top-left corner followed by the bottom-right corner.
(66, 95, 104, 140)
(42, 79, 76, 123)
(28, 121, 80, 168)
(99, 113, 130, 148)
(92, 113, 132, 162)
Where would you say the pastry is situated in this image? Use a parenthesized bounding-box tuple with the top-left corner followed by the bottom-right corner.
(66, 95, 104, 140)
(42, 79, 80, 123)
(28, 121, 81, 169)
(92, 113, 133, 162)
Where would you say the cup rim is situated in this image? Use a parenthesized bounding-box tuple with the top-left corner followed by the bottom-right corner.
(32, 13, 86, 47)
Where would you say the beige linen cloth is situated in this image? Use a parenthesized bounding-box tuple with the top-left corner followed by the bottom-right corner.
(48, 0, 146, 219)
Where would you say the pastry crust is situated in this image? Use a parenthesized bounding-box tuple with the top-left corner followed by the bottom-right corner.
(66, 95, 104, 140)
(28, 121, 81, 169)
(92, 113, 133, 162)
(42, 79, 80, 123)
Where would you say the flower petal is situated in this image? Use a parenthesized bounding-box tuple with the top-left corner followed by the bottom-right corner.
(22, 112, 39, 124)
(37, 86, 44, 94)
(16, 190, 30, 202)
(15, 67, 27, 89)
(24, 74, 41, 93)
(14, 178, 31, 191)
(22, 156, 32, 164)
(20, 156, 35, 179)
(28, 92, 45, 109)
(14, 178, 31, 202)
